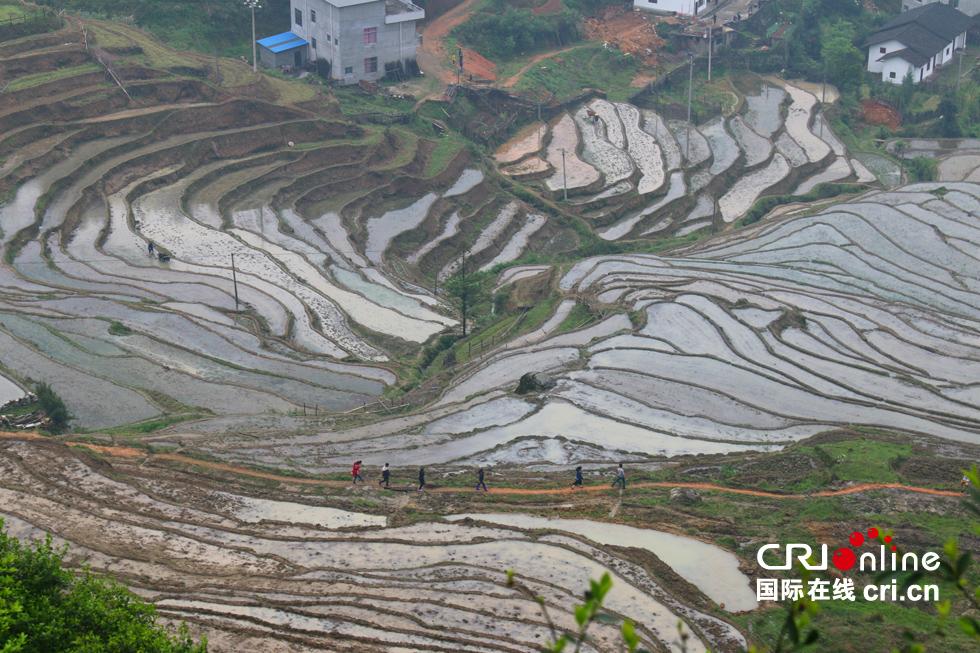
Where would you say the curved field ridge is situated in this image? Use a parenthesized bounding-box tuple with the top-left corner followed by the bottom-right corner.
(0, 437, 746, 653)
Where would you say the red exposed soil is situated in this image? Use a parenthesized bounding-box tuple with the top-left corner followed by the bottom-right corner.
(861, 99, 901, 129)
(417, 0, 498, 84)
(585, 7, 666, 67)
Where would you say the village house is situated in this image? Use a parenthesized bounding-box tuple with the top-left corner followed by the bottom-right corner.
(865, 3, 969, 84)
(901, 0, 980, 18)
(256, 0, 424, 85)
(633, 0, 709, 18)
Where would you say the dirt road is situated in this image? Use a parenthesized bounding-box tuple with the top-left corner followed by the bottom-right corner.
(416, 0, 482, 85)
(54, 440, 964, 499)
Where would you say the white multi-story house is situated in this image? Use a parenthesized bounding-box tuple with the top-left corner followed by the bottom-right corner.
(901, 0, 980, 18)
(633, 0, 709, 18)
(257, 0, 424, 85)
(865, 3, 968, 84)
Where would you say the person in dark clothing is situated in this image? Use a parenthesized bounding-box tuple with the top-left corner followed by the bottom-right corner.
(351, 460, 364, 484)
(418, 467, 425, 491)
(571, 466, 584, 488)
(380, 463, 390, 487)
(476, 468, 487, 492)
(611, 463, 626, 490)
(148, 241, 154, 254)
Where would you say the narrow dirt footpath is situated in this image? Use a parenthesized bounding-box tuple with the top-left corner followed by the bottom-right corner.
(46, 439, 964, 499)
(416, 0, 482, 85)
(500, 43, 588, 88)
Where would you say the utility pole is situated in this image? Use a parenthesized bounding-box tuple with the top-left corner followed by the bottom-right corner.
(958, 50, 964, 90)
(706, 27, 713, 82)
(559, 148, 567, 201)
(245, 0, 261, 74)
(686, 56, 694, 159)
(231, 253, 240, 311)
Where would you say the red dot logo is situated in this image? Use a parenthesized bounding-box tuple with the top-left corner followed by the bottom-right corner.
(884, 535, 892, 544)
(891, 545, 897, 552)
(849, 531, 864, 546)
(868, 527, 879, 538)
(833, 548, 857, 571)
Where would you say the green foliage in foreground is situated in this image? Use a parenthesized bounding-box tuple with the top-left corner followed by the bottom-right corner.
(514, 468, 980, 652)
(0, 518, 207, 652)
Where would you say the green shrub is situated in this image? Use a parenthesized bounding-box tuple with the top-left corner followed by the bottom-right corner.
(0, 518, 207, 652)
(33, 382, 69, 434)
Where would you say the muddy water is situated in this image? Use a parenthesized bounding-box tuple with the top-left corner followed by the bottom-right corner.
(442, 168, 484, 197)
(495, 121, 546, 163)
(448, 513, 757, 612)
(364, 193, 438, 265)
(744, 85, 785, 137)
(544, 113, 600, 191)
(214, 491, 386, 527)
(0, 373, 24, 404)
(0, 136, 137, 246)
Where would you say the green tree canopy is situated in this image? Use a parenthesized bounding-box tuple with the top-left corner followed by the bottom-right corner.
(821, 20, 864, 91)
(0, 519, 207, 653)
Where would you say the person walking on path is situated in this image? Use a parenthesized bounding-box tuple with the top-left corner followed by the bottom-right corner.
(571, 466, 584, 489)
(351, 460, 364, 485)
(476, 468, 488, 492)
(148, 241, 154, 254)
(962, 475, 970, 493)
(380, 463, 390, 488)
(418, 467, 426, 491)
(611, 463, 626, 490)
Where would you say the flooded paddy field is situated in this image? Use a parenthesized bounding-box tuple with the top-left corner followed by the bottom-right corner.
(4, 21, 980, 653)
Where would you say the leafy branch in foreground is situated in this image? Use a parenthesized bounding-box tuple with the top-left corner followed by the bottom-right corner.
(0, 518, 207, 652)
(506, 569, 656, 653)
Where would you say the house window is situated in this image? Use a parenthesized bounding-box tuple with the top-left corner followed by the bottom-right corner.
(365, 57, 378, 73)
(312, 37, 317, 50)
(295, 8, 302, 26)
(311, 9, 316, 23)
(880, 47, 886, 54)
(345, 66, 353, 75)
(335, 37, 339, 45)
(926, 61, 930, 71)
(890, 71, 897, 78)
(364, 27, 377, 45)
(947, 47, 950, 55)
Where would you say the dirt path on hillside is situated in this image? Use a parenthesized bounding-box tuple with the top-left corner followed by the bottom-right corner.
(44, 439, 963, 499)
(416, 0, 482, 85)
(500, 43, 587, 88)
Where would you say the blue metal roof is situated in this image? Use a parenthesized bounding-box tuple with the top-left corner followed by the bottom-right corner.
(256, 31, 304, 48)
(269, 37, 308, 53)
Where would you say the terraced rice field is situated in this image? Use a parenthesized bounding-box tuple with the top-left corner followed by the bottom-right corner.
(492, 74, 876, 240)
(0, 17, 572, 428)
(0, 439, 749, 653)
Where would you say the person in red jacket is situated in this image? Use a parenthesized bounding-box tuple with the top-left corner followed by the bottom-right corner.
(351, 460, 364, 484)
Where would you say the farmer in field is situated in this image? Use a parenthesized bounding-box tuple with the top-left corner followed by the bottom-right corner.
(351, 460, 364, 484)
(148, 241, 154, 254)
(418, 467, 426, 492)
(476, 468, 487, 492)
(571, 466, 584, 489)
(962, 475, 970, 493)
(380, 463, 390, 488)
(611, 463, 626, 490)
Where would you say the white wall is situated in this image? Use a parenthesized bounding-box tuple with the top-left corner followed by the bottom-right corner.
(867, 39, 905, 73)
(634, 0, 707, 16)
(881, 57, 915, 83)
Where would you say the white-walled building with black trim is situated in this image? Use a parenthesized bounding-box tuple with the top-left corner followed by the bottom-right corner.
(865, 3, 969, 84)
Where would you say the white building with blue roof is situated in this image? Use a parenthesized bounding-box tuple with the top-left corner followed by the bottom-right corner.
(258, 0, 424, 84)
